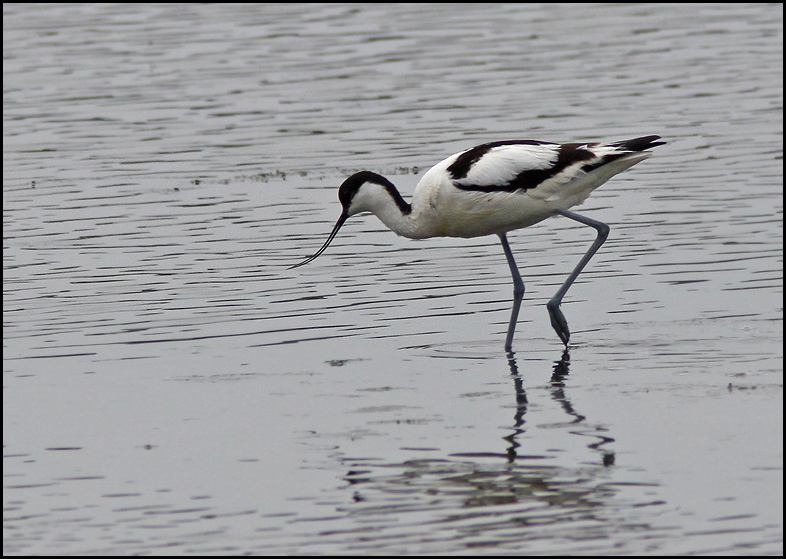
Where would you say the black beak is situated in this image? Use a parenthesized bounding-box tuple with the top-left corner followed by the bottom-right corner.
(289, 212, 348, 269)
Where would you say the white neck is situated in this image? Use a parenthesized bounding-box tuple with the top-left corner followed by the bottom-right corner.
(348, 180, 434, 239)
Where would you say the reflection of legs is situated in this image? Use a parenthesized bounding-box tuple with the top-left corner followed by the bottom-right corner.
(546, 209, 610, 345)
(499, 233, 525, 352)
(504, 350, 527, 463)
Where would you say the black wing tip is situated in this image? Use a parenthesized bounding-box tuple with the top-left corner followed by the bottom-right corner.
(614, 135, 666, 152)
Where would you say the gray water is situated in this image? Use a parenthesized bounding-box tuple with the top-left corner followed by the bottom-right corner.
(4, 3, 783, 555)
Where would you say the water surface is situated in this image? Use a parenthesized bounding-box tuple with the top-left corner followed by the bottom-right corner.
(4, 3, 783, 555)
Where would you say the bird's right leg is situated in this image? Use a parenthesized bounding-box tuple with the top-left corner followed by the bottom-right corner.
(546, 209, 610, 345)
(499, 233, 525, 352)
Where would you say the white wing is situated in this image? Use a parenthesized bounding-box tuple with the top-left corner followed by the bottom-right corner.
(448, 141, 561, 192)
(448, 138, 661, 201)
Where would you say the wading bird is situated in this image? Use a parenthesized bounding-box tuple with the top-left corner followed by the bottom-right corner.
(291, 135, 664, 351)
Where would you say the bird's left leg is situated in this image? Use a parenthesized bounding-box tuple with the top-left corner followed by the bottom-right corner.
(499, 233, 525, 352)
(546, 209, 610, 345)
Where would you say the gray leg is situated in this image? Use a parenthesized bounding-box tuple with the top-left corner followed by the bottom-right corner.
(499, 233, 525, 352)
(546, 209, 610, 345)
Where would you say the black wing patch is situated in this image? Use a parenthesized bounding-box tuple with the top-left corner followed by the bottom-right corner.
(446, 140, 551, 182)
(451, 142, 595, 193)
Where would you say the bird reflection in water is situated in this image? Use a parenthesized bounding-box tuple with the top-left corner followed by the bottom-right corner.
(503, 348, 615, 467)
